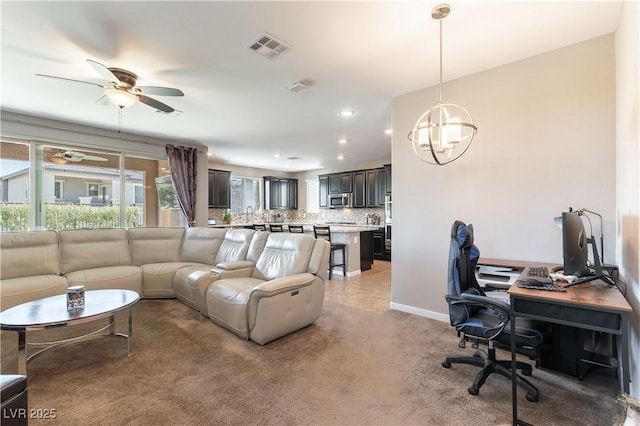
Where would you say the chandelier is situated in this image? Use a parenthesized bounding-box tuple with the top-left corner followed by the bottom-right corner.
(408, 4, 477, 165)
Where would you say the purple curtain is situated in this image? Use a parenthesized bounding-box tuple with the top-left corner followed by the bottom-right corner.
(165, 144, 197, 227)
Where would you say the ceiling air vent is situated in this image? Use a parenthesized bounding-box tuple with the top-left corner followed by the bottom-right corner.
(287, 156, 303, 160)
(248, 33, 291, 59)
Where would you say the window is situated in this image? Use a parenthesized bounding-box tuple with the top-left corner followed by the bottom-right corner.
(1, 141, 167, 231)
(230, 176, 260, 215)
(306, 178, 319, 213)
(54, 180, 64, 199)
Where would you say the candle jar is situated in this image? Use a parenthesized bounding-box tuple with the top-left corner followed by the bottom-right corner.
(66, 285, 85, 310)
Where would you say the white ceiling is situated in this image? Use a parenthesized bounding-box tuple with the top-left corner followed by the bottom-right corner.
(1, 1, 622, 172)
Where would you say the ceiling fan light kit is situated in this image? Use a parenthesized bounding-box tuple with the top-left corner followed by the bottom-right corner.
(105, 88, 138, 109)
(408, 3, 477, 166)
(37, 59, 184, 113)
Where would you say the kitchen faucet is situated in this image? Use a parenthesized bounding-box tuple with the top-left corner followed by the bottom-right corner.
(246, 205, 253, 223)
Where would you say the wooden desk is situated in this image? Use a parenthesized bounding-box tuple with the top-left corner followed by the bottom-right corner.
(502, 261, 632, 425)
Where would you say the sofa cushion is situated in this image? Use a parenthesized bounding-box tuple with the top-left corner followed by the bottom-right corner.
(214, 229, 255, 264)
(65, 266, 142, 294)
(251, 233, 315, 281)
(128, 227, 185, 266)
(0, 275, 69, 311)
(180, 227, 226, 264)
(0, 231, 60, 279)
(173, 264, 213, 309)
(59, 228, 131, 274)
(141, 262, 196, 298)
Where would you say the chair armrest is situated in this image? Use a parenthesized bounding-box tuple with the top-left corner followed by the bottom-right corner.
(246, 273, 319, 332)
(215, 260, 255, 271)
(252, 273, 317, 297)
(445, 293, 511, 340)
(210, 267, 253, 279)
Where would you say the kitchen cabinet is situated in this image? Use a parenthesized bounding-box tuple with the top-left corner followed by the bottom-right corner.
(360, 231, 374, 271)
(264, 176, 298, 210)
(372, 227, 385, 260)
(352, 171, 366, 208)
(366, 168, 385, 207)
(384, 164, 392, 194)
(328, 173, 352, 194)
(319, 175, 328, 208)
(208, 169, 231, 208)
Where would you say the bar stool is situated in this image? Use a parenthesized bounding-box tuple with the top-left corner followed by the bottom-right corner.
(253, 224, 266, 231)
(269, 224, 284, 232)
(313, 225, 345, 280)
(288, 224, 304, 233)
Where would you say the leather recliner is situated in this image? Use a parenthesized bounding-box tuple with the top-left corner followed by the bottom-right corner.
(206, 232, 330, 345)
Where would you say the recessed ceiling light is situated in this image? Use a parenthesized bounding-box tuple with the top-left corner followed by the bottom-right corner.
(337, 155, 345, 160)
(340, 110, 355, 118)
(384, 129, 393, 135)
(207, 152, 213, 156)
(338, 139, 348, 144)
(274, 154, 281, 158)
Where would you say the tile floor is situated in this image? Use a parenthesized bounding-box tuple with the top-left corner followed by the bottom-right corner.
(323, 260, 391, 314)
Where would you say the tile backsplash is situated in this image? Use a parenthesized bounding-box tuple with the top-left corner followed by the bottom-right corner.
(208, 208, 384, 225)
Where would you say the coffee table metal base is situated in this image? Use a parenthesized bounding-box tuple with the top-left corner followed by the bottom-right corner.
(16, 307, 134, 375)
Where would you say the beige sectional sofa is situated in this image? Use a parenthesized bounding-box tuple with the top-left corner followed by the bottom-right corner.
(0, 227, 330, 345)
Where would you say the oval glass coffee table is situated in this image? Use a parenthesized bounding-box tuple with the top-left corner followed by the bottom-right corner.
(0, 289, 139, 374)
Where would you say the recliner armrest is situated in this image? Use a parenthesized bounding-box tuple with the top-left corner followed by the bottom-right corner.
(215, 260, 255, 271)
(251, 273, 317, 296)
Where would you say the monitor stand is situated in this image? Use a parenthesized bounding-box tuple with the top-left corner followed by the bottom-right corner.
(564, 236, 617, 288)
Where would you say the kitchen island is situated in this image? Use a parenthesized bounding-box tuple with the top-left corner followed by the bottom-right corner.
(209, 222, 379, 276)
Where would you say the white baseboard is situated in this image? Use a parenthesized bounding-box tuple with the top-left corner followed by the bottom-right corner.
(389, 302, 449, 323)
(330, 269, 361, 277)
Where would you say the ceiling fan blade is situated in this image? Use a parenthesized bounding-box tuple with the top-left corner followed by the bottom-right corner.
(86, 59, 120, 84)
(95, 95, 111, 105)
(136, 86, 184, 97)
(138, 94, 174, 113)
(36, 74, 105, 88)
(82, 155, 108, 162)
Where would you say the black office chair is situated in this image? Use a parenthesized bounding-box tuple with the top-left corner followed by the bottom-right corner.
(269, 224, 284, 232)
(442, 220, 542, 402)
(313, 225, 345, 280)
(288, 224, 304, 233)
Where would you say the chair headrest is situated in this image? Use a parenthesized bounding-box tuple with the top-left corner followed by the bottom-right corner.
(451, 220, 474, 250)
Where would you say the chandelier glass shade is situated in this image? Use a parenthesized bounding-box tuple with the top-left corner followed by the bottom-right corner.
(105, 88, 138, 109)
(408, 4, 477, 165)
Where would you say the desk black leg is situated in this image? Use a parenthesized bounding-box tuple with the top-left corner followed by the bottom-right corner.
(510, 301, 534, 426)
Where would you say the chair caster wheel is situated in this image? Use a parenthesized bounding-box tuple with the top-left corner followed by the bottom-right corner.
(441, 361, 451, 368)
(526, 393, 538, 402)
(468, 386, 479, 395)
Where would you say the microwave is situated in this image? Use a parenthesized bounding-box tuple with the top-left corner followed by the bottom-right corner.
(329, 193, 352, 208)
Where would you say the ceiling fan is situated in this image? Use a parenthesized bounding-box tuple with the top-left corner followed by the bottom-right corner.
(51, 150, 109, 165)
(37, 59, 184, 113)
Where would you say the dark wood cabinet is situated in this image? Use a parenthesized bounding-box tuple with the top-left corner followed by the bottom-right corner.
(264, 176, 298, 210)
(384, 164, 392, 194)
(352, 171, 366, 208)
(366, 168, 385, 207)
(319, 176, 328, 208)
(328, 173, 352, 194)
(360, 231, 374, 271)
(208, 169, 231, 208)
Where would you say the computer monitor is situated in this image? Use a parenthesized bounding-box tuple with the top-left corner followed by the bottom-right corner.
(561, 211, 616, 287)
(561, 211, 590, 276)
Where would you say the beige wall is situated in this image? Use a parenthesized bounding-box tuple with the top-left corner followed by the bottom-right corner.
(615, 0, 639, 399)
(390, 34, 616, 319)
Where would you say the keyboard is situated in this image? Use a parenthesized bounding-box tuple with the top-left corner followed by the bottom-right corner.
(516, 280, 567, 292)
(526, 266, 549, 278)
